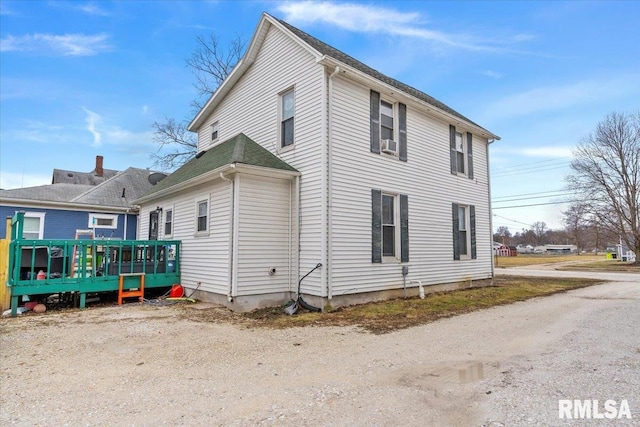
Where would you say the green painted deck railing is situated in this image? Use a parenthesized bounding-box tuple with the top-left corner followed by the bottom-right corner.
(6, 212, 181, 317)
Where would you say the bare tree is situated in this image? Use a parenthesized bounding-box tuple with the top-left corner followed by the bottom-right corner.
(532, 221, 548, 245)
(151, 34, 246, 171)
(566, 111, 640, 263)
(563, 202, 589, 251)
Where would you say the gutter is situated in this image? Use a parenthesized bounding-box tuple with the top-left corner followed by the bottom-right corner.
(0, 198, 136, 213)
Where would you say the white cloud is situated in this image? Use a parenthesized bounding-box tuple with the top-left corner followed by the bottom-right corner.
(82, 107, 102, 146)
(277, 1, 531, 53)
(141, 105, 149, 115)
(0, 33, 111, 56)
(80, 107, 155, 150)
(481, 73, 640, 120)
(0, 171, 50, 190)
(482, 70, 503, 79)
(78, 2, 110, 16)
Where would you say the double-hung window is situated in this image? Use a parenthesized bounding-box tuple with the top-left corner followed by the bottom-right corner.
(369, 90, 407, 161)
(164, 209, 173, 236)
(280, 89, 295, 148)
(450, 125, 474, 179)
(382, 194, 396, 257)
(372, 190, 409, 263)
(452, 203, 476, 260)
(196, 200, 208, 233)
(380, 100, 394, 142)
(211, 121, 219, 141)
(23, 212, 45, 239)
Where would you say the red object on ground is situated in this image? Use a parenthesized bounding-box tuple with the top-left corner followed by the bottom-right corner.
(36, 270, 46, 280)
(169, 284, 184, 298)
(24, 301, 38, 310)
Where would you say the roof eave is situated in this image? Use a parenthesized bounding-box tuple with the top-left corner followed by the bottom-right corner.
(317, 56, 501, 141)
(0, 198, 134, 213)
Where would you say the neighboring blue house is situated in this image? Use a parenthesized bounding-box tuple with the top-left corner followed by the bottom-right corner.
(0, 156, 159, 240)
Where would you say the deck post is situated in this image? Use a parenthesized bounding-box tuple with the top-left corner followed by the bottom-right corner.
(11, 295, 18, 317)
(79, 292, 86, 309)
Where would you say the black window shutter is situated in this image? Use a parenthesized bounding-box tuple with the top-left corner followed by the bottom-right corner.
(452, 203, 460, 260)
(449, 125, 457, 174)
(400, 194, 409, 262)
(467, 132, 474, 180)
(371, 189, 382, 263)
(399, 103, 407, 162)
(370, 90, 381, 154)
(470, 205, 477, 259)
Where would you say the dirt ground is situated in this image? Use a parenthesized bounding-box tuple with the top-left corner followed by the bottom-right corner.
(1, 273, 638, 426)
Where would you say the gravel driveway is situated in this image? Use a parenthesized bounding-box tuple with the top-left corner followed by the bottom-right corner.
(1, 271, 638, 426)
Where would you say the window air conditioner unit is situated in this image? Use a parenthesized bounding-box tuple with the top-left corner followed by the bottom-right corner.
(381, 139, 398, 155)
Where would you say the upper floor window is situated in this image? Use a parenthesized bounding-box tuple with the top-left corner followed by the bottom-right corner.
(450, 126, 474, 179)
(211, 121, 219, 141)
(280, 89, 295, 148)
(455, 131, 465, 174)
(23, 212, 45, 239)
(164, 209, 173, 236)
(380, 100, 394, 142)
(370, 90, 407, 161)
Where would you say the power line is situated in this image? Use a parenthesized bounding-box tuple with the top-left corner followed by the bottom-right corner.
(493, 200, 575, 209)
(491, 156, 571, 173)
(493, 213, 534, 227)
(492, 164, 571, 177)
(493, 192, 573, 204)
(492, 189, 568, 200)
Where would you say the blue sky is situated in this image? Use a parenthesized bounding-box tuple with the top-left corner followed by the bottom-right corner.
(1, 1, 639, 232)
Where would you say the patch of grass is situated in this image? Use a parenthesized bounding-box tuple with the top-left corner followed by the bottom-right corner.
(495, 254, 604, 268)
(182, 276, 603, 334)
(558, 260, 640, 272)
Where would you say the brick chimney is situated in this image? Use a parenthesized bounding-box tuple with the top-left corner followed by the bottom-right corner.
(95, 155, 104, 176)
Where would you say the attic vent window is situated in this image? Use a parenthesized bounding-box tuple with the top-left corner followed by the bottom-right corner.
(67, 173, 74, 177)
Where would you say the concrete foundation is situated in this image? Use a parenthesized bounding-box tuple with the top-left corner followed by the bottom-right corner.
(187, 278, 494, 312)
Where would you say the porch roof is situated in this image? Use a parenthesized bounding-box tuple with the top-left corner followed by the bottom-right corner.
(141, 133, 298, 198)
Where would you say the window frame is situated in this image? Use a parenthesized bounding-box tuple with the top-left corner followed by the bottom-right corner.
(381, 193, 399, 260)
(380, 99, 396, 144)
(455, 131, 466, 175)
(164, 208, 173, 237)
(279, 87, 295, 150)
(210, 121, 219, 142)
(458, 205, 470, 258)
(88, 213, 118, 230)
(22, 212, 45, 239)
(194, 196, 210, 236)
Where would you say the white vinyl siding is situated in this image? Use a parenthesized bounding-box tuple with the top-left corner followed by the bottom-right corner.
(235, 175, 294, 296)
(329, 76, 492, 295)
(139, 181, 231, 296)
(196, 24, 325, 295)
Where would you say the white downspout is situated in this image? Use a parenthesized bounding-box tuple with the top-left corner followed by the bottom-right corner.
(220, 170, 235, 302)
(327, 66, 340, 300)
(123, 210, 128, 240)
(295, 175, 301, 296)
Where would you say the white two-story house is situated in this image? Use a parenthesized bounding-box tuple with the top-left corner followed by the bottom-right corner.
(135, 13, 501, 311)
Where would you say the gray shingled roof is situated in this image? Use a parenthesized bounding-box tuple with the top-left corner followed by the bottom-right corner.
(52, 168, 119, 185)
(0, 183, 94, 203)
(276, 16, 488, 133)
(72, 168, 157, 207)
(1, 168, 156, 209)
(141, 133, 298, 198)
